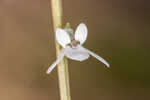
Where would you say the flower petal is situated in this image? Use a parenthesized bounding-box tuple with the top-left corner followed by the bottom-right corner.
(56, 28, 71, 48)
(80, 46, 110, 67)
(47, 48, 66, 74)
(75, 23, 88, 44)
(65, 46, 89, 61)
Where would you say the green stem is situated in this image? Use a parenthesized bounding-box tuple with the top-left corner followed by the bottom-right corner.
(50, 0, 71, 100)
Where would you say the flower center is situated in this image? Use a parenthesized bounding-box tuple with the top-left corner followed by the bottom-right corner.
(67, 40, 80, 48)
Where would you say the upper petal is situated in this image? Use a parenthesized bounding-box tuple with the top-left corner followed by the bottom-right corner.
(56, 28, 71, 48)
(74, 23, 88, 45)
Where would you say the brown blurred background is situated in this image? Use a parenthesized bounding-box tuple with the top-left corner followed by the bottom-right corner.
(0, 0, 150, 100)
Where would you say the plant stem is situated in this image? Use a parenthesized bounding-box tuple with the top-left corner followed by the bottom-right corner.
(50, 0, 71, 100)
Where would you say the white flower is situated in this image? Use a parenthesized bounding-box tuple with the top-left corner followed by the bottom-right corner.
(47, 23, 110, 74)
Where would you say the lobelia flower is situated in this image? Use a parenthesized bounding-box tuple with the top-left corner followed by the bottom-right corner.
(47, 23, 110, 74)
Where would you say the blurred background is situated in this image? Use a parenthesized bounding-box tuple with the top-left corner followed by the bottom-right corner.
(0, 0, 150, 100)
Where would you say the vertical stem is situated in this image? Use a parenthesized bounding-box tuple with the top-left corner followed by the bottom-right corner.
(50, 0, 71, 100)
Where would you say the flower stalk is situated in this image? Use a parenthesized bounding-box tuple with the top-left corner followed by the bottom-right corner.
(50, 0, 71, 100)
